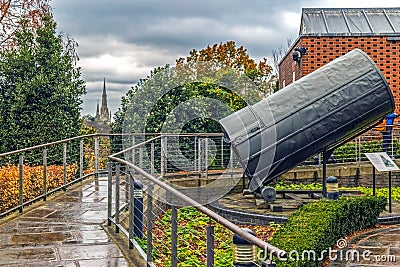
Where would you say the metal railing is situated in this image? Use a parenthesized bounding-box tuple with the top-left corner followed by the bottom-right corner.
(0, 134, 113, 217)
(107, 133, 285, 266)
(303, 125, 400, 165)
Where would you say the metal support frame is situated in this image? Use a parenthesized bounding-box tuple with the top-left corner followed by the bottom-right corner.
(322, 149, 334, 197)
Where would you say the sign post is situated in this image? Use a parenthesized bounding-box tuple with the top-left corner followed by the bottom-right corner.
(365, 152, 399, 213)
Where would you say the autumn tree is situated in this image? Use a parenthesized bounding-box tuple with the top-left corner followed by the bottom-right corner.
(0, 14, 86, 154)
(176, 41, 272, 92)
(112, 41, 273, 137)
(0, 0, 50, 47)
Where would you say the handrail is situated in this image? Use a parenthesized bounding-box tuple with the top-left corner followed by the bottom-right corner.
(0, 132, 225, 158)
(110, 136, 161, 158)
(0, 134, 97, 157)
(108, 153, 286, 257)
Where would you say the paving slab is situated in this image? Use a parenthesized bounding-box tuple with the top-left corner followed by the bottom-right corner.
(0, 178, 132, 266)
(329, 225, 400, 266)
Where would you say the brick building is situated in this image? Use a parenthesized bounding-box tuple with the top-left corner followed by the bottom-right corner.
(279, 8, 400, 112)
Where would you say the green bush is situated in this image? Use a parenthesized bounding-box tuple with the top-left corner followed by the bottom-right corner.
(269, 196, 386, 267)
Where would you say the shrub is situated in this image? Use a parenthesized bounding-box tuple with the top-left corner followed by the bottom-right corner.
(0, 163, 78, 213)
(269, 196, 386, 267)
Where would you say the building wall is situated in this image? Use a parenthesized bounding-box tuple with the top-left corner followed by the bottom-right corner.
(279, 35, 400, 112)
(278, 38, 302, 89)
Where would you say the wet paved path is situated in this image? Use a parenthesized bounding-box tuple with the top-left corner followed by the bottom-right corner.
(0, 177, 131, 266)
(329, 225, 400, 266)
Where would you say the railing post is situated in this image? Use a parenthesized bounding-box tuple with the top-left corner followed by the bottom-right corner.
(161, 136, 165, 177)
(132, 136, 136, 164)
(171, 205, 178, 267)
(129, 169, 134, 248)
(354, 138, 358, 162)
(147, 183, 154, 264)
(230, 144, 234, 177)
(19, 155, 23, 213)
(205, 138, 209, 179)
(107, 162, 112, 226)
(391, 127, 394, 158)
(221, 136, 224, 169)
(43, 149, 47, 201)
(206, 225, 215, 267)
(80, 140, 84, 180)
(95, 136, 99, 177)
(126, 170, 130, 205)
(165, 136, 168, 175)
(63, 143, 67, 190)
(151, 142, 155, 175)
(139, 147, 143, 170)
(115, 164, 120, 233)
(198, 138, 202, 177)
(194, 136, 197, 172)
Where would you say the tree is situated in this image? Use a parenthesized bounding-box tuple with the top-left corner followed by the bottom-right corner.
(176, 41, 272, 91)
(0, 0, 50, 47)
(0, 14, 86, 153)
(112, 41, 273, 137)
(271, 37, 293, 73)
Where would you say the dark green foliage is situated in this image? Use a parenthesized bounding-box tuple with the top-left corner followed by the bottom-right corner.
(269, 196, 386, 267)
(0, 15, 85, 155)
(333, 140, 400, 162)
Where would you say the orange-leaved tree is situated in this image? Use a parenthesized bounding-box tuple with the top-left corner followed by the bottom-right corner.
(0, 0, 50, 47)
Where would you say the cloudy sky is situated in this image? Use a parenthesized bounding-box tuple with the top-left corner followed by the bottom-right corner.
(51, 0, 400, 117)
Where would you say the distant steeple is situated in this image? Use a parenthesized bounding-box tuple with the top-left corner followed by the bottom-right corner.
(95, 101, 100, 121)
(99, 78, 110, 122)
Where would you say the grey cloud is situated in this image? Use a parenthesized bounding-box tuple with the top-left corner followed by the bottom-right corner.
(53, 0, 394, 116)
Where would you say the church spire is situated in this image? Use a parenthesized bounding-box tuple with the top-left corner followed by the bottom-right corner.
(99, 78, 110, 122)
(95, 101, 100, 120)
(101, 78, 108, 110)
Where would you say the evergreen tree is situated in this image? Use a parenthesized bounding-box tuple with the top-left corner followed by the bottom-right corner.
(0, 15, 86, 153)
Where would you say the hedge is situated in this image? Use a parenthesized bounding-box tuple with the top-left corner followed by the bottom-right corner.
(269, 196, 386, 267)
(0, 163, 78, 213)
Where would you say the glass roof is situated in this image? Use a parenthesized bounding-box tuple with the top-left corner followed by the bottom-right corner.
(301, 8, 400, 35)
